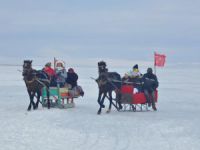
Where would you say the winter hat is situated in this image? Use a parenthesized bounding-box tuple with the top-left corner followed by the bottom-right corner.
(55, 61, 65, 68)
(45, 62, 51, 67)
(147, 68, 153, 74)
(133, 64, 138, 69)
(68, 68, 74, 73)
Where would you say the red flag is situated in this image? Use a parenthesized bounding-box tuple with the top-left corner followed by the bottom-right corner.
(154, 52, 166, 67)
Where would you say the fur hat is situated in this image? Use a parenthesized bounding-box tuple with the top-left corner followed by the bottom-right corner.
(55, 60, 65, 68)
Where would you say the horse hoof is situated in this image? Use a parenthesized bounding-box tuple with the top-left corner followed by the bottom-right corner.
(101, 104, 105, 108)
(97, 111, 101, 115)
(106, 110, 111, 113)
(27, 108, 31, 111)
(119, 105, 123, 110)
(33, 106, 38, 110)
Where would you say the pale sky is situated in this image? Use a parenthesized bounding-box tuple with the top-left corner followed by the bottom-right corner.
(0, 0, 200, 63)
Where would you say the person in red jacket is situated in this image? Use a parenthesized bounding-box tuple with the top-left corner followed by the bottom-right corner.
(43, 62, 55, 76)
(43, 62, 57, 86)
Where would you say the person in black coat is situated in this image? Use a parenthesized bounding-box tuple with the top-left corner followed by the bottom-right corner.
(66, 68, 78, 88)
(142, 68, 159, 111)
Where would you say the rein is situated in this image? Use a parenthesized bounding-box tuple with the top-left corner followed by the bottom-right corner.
(108, 78, 144, 85)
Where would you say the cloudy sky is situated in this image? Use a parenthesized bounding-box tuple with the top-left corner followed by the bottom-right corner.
(0, 0, 200, 63)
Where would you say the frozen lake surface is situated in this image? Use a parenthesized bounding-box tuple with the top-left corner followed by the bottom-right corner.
(0, 64, 200, 150)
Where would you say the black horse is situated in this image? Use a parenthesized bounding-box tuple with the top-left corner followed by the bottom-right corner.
(22, 60, 50, 110)
(96, 61, 122, 114)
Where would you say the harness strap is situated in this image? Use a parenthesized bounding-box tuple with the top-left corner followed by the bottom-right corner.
(108, 78, 144, 85)
(38, 78, 50, 83)
(35, 79, 47, 87)
(25, 77, 37, 84)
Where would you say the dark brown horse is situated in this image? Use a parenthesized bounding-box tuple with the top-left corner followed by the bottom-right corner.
(96, 61, 122, 114)
(22, 60, 50, 111)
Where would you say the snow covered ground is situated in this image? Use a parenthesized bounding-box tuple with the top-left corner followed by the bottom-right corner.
(0, 63, 200, 150)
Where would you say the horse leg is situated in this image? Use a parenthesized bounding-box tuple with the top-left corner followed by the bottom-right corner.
(97, 93, 107, 114)
(97, 93, 102, 115)
(116, 92, 123, 110)
(97, 92, 105, 115)
(31, 92, 36, 109)
(27, 91, 35, 111)
(107, 91, 112, 113)
(27, 90, 32, 111)
(97, 91, 104, 107)
(34, 90, 41, 109)
(100, 93, 106, 108)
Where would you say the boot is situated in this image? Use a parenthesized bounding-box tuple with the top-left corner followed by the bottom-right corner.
(152, 105, 157, 111)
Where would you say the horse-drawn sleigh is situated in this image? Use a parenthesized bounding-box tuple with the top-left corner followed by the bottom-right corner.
(95, 61, 158, 114)
(22, 60, 83, 110)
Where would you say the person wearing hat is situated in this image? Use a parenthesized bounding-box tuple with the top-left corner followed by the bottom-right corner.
(66, 68, 78, 88)
(66, 68, 84, 97)
(123, 64, 143, 92)
(55, 61, 67, 87)
(142, 67, 159, 111)
(42, 62, 57, 86)
(124, 64, 142, 79)
(43, 62, 56, 78)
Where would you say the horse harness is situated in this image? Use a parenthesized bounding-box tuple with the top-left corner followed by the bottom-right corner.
(97, 72, 121, 93)
(24, 76, 50, 85)
(23, 69, 50, 87)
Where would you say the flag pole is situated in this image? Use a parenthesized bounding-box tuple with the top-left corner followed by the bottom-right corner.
(54, 57, 56, 70)
(154, 52, 156, 75)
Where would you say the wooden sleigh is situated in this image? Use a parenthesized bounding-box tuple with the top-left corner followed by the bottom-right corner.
(41, 86, 81, 109)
